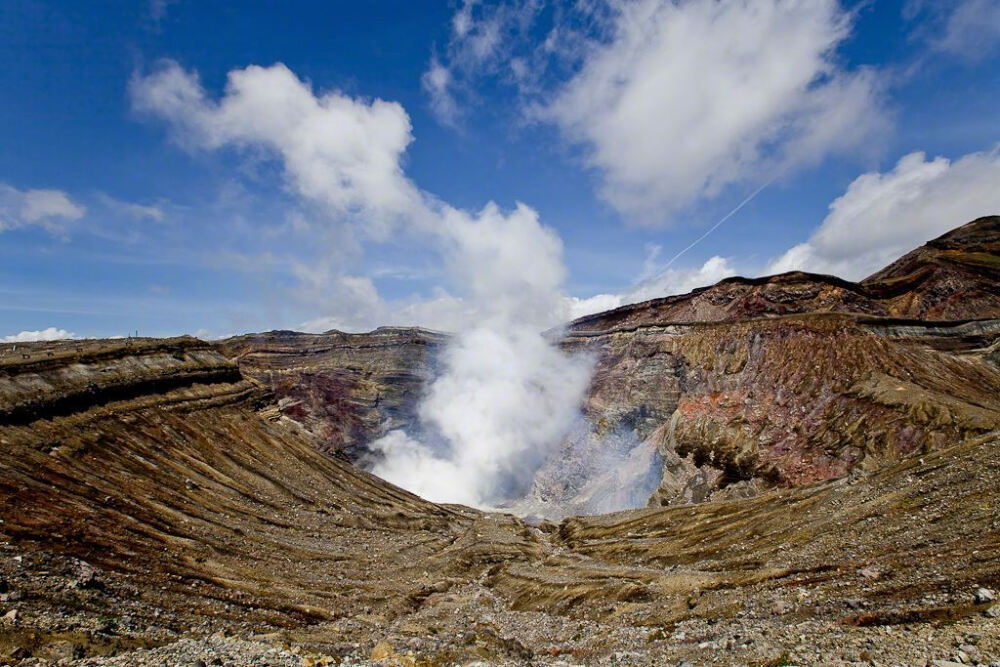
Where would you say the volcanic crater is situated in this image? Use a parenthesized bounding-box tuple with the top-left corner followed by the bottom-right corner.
(1, 217, 999, 665)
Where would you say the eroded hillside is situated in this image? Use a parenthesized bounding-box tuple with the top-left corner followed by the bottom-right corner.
(0, 337, 998, 665)
(1, 217, 999, 665)
(561, 314, 1000, 509)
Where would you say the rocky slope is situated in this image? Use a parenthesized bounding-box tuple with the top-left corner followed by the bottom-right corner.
(556, 314, 1000, 511)
(863, 215, 1000, 319)
(0, 336, 998, 665)
(214, 328, 446, 460)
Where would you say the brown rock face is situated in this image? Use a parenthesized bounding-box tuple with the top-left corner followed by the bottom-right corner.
(540, 217, 1000, 506)
(565, 315, 1000, 505)
(214, 327, 447, 460)
(862, 215, 1000, 319)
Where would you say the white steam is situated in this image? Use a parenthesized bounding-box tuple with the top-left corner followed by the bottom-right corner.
(504, 424, 664, 521)
(373, 328, 592, 506)
(372, 203, 595, 508)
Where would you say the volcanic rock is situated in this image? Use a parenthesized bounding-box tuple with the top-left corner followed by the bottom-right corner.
(214, 327, 446, 460)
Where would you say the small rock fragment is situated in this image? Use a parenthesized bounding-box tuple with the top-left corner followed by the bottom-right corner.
(974, 587, 996, 604)
(771, 599, 793, 615)
(70, 560, 103, 590)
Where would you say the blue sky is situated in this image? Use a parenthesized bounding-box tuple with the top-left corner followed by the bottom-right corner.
(1, 0, 999, 340)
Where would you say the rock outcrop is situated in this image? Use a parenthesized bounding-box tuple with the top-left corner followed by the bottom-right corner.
(862, 215, 1000, 319)
(564, 314, 1000, 507)
(214, 327, 447, 460)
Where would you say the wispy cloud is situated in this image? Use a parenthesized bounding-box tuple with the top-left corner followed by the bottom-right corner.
(149, 0, 177, 23)
(96, 193, 165, 221)
(0, 184, 86, 233)
(906, 0, 1000, 61)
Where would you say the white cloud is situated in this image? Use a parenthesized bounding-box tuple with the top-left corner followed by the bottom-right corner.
(542, 0, 886, 223)
(294, 202, 571, 333)
(421, 57, 460, 127)
(564, 292, 626, 321)
(421, 0, 543, 125)
(630, 255, 737, 301)
(2, 328, 77, 343)
(21, 190, 85, 222)
(938, 0, 1000, 59)
(132, 60, 594, 334)
(130, 61, 423, 237)
(97, 194, 165, 221)
(907, 0, 1000, 60)
(0, 184, 86, 232)
(439, 201, 566, 328)
(769, 147, 1000, 280)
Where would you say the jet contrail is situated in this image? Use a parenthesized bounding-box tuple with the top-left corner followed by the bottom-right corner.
(656, 177, 775, 273)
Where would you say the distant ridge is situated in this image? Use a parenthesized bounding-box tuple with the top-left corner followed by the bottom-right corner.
(566, 215, 1000, 334)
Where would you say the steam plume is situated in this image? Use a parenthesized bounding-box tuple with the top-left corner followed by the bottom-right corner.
(131, 61, 660, 514)
(372, 204, 595, 508)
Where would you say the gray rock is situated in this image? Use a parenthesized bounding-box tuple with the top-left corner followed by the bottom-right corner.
(974, 587, 996, 604)
(46, 640, 84, 661)
(771, 599, 794, 615)
(70, 560, 103, 590)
